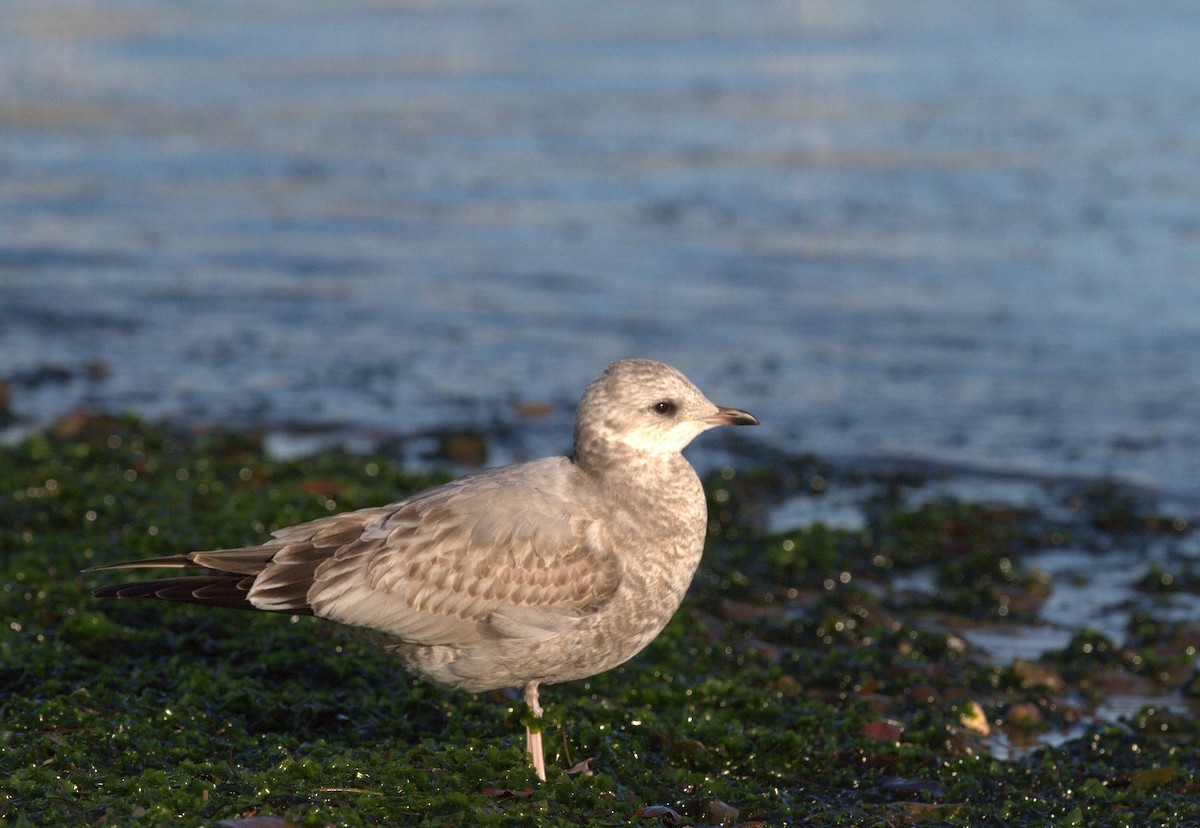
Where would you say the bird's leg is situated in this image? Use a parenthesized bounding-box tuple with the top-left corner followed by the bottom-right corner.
(523, 681, 546, 781)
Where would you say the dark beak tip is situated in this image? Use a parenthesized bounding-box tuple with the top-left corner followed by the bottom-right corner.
(713, 407, 760, 427)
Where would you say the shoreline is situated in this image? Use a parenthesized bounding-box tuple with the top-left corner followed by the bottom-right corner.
(4, 414, 1198, 823)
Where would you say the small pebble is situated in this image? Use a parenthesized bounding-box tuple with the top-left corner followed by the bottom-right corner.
(708, 799, 740, 825)
(1006, 701, 1044, 730)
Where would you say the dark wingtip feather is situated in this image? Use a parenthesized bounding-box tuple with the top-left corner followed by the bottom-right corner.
(91, 574, 314, 615)
(84, 554, 195, 573)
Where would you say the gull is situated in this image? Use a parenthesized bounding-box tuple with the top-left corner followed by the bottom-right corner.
(91, 358, 759, 780)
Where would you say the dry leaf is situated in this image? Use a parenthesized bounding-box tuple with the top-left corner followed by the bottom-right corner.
(635, 804, 684, 824)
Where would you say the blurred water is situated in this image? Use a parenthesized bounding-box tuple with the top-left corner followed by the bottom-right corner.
(2, 0, 1199, 497)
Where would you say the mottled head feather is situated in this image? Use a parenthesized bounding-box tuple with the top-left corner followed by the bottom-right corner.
(573, 359, 724, 469)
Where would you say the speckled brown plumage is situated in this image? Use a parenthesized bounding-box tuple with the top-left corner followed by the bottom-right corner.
(91, 358, 758, 780)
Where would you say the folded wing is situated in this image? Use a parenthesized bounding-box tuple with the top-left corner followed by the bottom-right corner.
(95, 457, 622, 649)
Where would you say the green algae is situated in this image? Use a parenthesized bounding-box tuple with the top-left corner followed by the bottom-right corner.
(2, 417, 1199, 826)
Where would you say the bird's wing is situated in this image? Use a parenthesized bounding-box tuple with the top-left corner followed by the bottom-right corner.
(247, 457, 622, 646)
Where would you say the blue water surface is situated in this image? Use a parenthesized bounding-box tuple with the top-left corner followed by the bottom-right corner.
(2, 0, 1199, 500)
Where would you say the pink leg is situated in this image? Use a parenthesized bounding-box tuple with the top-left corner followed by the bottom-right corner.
(523, 681, 546, 781)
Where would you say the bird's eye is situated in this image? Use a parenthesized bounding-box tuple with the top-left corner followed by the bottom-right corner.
(652, 401, 677, 416)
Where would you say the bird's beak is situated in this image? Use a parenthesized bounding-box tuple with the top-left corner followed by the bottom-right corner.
(705, 406, 760, 427)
